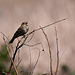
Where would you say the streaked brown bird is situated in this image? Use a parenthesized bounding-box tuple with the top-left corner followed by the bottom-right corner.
(9, 22, 29, 43)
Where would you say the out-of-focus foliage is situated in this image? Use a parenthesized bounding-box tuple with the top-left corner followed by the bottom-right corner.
(61, 65, 70, 73)
(0, 45, 9, 75)
(0, 45, 8, 62)
(60, 65, 75, 75)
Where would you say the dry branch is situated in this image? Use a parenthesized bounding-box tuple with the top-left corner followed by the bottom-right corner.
(55, 27, 59, 75)
(35, 18, 65, 32)
(3, 36, 19, 75)
(41, 28, 53, 75)
(29, 48, 41, 75)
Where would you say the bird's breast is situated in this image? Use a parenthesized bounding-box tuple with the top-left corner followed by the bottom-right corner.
(23, 26, 29, 33)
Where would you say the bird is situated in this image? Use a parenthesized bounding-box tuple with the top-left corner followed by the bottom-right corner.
(9, 21, 29, 43)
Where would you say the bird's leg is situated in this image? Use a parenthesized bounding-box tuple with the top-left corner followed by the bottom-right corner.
(17, 35, 26, 43)
(17, 38, 21, 42)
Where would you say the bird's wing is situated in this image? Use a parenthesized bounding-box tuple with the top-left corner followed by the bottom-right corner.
(17, 26, 23, 32)
(13, 26, 24, 38)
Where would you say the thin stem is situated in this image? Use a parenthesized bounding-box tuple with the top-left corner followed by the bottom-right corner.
(41, 28, 53, 75)
(55, 27, 59, 75)
(3, 36, 19, 75)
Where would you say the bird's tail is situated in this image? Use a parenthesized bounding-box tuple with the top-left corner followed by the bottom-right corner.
(9, 37, 15, 43)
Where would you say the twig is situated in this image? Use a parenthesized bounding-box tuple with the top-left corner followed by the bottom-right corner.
(29, 48, 41, 75)
(41, 27, 53, 75)
(8, 40, 21, 73)
(28, 42, 32, 74)
(59, 49, 67, 63)
(26, 32, 34, 43)
(24, 42, 44, 51)
(24, 42, 44, 75)
(3, 36, 19, 75)
(55, 27, 59, 75)
(0, 31, 9, 41)
(16, 59, 22, 68)
(2, 70, 8, 75)
(17, 47, 21, 71)
(35, 18, 65, 31)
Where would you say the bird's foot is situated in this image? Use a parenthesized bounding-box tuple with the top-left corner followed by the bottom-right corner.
(17, 38, 21, 43)
(18, 39, 21, 43)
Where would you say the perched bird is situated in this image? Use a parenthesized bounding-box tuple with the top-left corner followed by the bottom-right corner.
(9, 21, 29, 43)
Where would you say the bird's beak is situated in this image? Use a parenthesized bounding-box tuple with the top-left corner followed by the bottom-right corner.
(26, 22, 28, 26)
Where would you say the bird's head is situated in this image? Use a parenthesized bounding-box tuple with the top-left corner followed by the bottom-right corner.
(21, 21, 28, 26)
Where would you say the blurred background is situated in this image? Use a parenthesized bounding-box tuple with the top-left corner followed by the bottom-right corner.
(0, 0, 75, 75)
